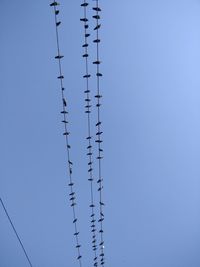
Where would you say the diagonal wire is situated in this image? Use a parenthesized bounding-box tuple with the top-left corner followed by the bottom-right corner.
(0, 198, 33, 267)
(50, 2, 82, 266)
(92, 1, 105, 266)
(80, 1, 98, 267)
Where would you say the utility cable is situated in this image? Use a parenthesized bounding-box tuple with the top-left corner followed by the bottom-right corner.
(0, 198, 33, 267)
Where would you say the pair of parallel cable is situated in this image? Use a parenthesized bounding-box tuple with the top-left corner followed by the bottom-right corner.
(50, 2, 82, 267)
(80, 1, 105, 267)
(50, 1, 105, 267)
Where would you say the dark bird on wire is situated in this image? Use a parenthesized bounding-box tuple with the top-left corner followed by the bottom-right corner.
(63, 98, 67, 106)
(81, 2, 88, 7)
(94, 24, 101, 30)
(55, 55, 64, 59)
(93, 7, 101, 12)
(50, 2, 59, 6)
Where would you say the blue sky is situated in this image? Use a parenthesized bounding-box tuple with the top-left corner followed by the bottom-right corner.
(1, 0, 200, 267)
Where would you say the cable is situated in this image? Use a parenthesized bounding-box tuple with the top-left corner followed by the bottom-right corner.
(0, 198, 33, 267)
(80, 1, 98, 267)
(92, 1, 105, 266)
(49, 2, 82, 266)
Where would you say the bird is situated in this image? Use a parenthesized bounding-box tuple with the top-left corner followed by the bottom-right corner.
(63, 98, 67, 106)
(97, 72, 103, 76)
(74, 232, 79, 236)
(93, 7, 101, 12)
(57, 75, 64, 79)
(55, 55, 64, 59)
(82, 43, 88, 47)
(56, 21, 61, 26)
(77, 255, 82, 260)
(81, 2, 88, 7)
(50, 2, 59, 7)
(93, 15, 100, 19)
(80, 18, 88, 22)
(68, 182, 74, 186)
(93, 39, 100, 43)
(93, 60, 101, 65)
(96, 121, 102, 126)
(94, 24, 101, 30)
(95, 94, 102, 98)
(83, 74, 91, 78)
(55, 10, 59, 15)
(95, 140, 103, 143)
(73, 218, 77, 223)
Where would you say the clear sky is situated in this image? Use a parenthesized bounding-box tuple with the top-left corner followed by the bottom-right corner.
(1, 0, 200, 267)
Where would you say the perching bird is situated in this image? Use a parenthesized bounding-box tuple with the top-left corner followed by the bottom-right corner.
(80, 18, 88, 22)
(63, 98, 67, 106)
(81, 2, 88, 7)
(93, 39, 100, 43)
(93, 7, 101, 12)
(50, 2, 59, 6)
(94, 24, 101, 30)
(55, 55, 64, 59)
(93, 15, 100, 20)
(93, 60, 101, 65)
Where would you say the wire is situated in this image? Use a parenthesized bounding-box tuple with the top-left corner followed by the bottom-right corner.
(50, 2, 82, 266)
(80, 1, 98, 267)
(0, 198, 33, 267)
(93, 1, 105, 266)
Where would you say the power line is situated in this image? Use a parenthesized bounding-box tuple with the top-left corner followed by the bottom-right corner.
(50, 2, 82, 266)
(92, 1, 105, 266)
(0, 198, 33, 267)
(80, 1, 98, 267)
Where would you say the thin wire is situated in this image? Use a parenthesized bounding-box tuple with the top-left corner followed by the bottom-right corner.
(0, 198, 33, 267)
(93, 1, 105, 266)
(50, 2, 82, 266)
(80, 1, 98, 267)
